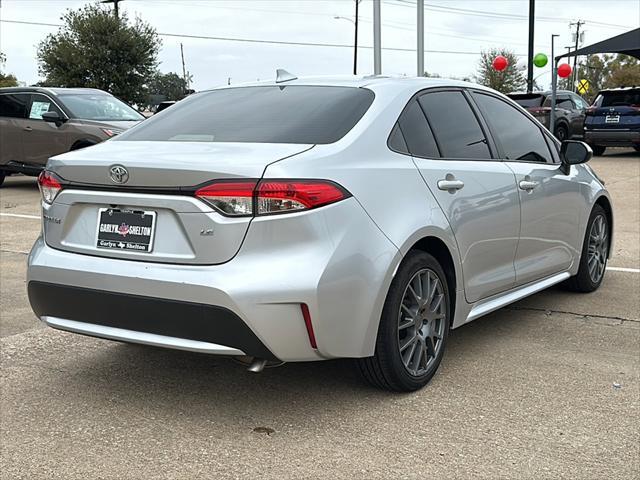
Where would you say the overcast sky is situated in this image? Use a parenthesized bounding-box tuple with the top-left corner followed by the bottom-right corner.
(1, 0, 638, 91)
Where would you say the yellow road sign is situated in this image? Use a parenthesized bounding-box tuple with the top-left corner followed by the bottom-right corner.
(577, 79, 590, 94)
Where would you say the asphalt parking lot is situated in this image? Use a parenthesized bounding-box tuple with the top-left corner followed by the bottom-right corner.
(1, 150, 639, 479)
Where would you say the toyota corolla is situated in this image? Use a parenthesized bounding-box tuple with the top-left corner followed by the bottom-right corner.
(27, 75, 613, 391)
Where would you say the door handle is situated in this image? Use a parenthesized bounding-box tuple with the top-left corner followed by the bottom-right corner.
(519, 180, 539, 191)
(437, 179, 465, 192)
(23, 126, 33, 132)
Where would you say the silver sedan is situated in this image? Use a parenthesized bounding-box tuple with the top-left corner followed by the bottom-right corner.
(27, 75, 613, 391)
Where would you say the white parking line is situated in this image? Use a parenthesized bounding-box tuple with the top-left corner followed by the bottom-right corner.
(607, 266, 640, 273)
(0, 212, 40, 220)
(0, 211, 639, 273)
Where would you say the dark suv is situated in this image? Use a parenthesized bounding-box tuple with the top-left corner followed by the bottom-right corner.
(508, 90, 589, 141)
(0, 87, 143, 186)
(584, 87, 640, 155)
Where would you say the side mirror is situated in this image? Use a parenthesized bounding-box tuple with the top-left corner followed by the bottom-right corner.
(42, 111, 65, 127)
(560, 140, 592, 173)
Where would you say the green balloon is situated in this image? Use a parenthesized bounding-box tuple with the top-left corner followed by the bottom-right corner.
(533, 53, 548, 68)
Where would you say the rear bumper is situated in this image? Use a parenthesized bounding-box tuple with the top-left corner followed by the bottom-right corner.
(27, 198, 400, 362)
(29, 281, 277, 360)
(584, 130, 640, 147)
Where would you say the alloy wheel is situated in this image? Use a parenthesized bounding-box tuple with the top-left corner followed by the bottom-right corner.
(587, 214, 608, 283)
(397, 268, 446, 377)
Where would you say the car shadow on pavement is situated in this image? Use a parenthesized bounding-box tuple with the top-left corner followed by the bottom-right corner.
(41, 306, 527, 415)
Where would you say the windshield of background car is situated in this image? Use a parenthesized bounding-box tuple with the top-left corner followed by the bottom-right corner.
(59, 93, 144, 121)
(509, 94, 545, 108)
(596, 89, 640, 107)
(117, 86, 375, 144)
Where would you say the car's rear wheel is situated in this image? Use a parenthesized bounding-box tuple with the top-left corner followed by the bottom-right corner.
(0, 170, 5, 187)
(592, 145, 606, 156)
(554, 124, 569, 142)
(634, 146, 640, 152)
(564, 204, 609, 292)
(357, 251, 450, 392)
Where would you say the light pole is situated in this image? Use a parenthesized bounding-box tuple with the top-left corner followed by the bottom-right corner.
(417, 0, 424, 76)
(334, 14, 358, 75)
(373, 0, 381, 74)
(550, 34, 559, 135)
(526, 0, 535, 93)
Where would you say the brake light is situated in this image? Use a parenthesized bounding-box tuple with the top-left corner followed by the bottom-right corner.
(195, 180, 257, 216)
(256, 180, 348, 215)
(194, 179, 350, 216)
(529, 107, 551, 114)
(37, 171, 63, 204)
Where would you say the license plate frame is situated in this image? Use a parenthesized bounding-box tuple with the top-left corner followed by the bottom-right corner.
(96, 208, 157, 253)
(605, 115, 620, 124)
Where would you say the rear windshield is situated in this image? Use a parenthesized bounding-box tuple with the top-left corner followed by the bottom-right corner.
(508, 94, 545, 108)
(59, 93, 144, 121)
(597, 89, 640, 107)
(118, 86, 375, 144)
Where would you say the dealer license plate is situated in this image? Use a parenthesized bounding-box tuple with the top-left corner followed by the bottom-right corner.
(96, 208, 156, 253)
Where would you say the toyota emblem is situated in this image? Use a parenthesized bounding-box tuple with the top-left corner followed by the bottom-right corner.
(109, 165, 129, 184)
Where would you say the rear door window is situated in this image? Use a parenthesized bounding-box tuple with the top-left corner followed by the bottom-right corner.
(0, 93, 29, 119)
(388, 123, 409, 154)
(471, 91, 553, 163)
(394, 99, 439, 158)
(418, 91, 491, 159)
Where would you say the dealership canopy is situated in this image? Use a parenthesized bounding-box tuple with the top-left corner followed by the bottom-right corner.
(557, 28, 640, 60)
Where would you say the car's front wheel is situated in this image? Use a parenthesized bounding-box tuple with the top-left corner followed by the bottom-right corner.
(592, 145, 606, 156)
(358, 251, 451, 392)
(564, 204, 609, 292)
(554, 124, 569, 142)
(0, 170, 5, 187)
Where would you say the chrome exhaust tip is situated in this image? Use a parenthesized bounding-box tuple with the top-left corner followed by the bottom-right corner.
(247, 358, 268, 373)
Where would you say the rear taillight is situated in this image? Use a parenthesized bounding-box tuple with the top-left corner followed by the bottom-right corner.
(195, 180, 257, 216)
(37, 171, 63, 204)
(194, 179, 350, 217)
(256, 180, 348, 215)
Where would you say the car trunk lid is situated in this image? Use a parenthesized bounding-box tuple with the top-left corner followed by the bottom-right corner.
(43, 141, 313, 265)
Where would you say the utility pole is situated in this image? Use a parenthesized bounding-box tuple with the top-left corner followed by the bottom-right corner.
(180, 43, 189, 93)
(417, 0, 424, 76)
(570, 20, 585, 92)
(373, 0, 381, 75)
(550, 34, 559, 135)
(353, 0, 359, 75)
(526, 0, 535, 93)
(101, 0, 123, 18)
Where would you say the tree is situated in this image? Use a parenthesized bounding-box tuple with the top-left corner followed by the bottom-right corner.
(604, 54, 640, 89)
(37, 4, 160, 105)
(146, 71, 187, 106)
(475, 48, 526, 93)
(0, 52, 19, 88)
(577, 54, 608, 101)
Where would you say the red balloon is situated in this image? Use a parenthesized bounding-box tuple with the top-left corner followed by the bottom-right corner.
(557, 63, 572, 78)
(492, 55, 508, 71)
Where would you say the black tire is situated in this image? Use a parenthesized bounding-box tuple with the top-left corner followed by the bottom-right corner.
(592, 145, 606, 156)
(633, 146, 640, 152)
(0, 170, 5, 187)
(563, 204, 609, 292)
(554, 124, 569, 142)
(357, 251, 451, 392)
